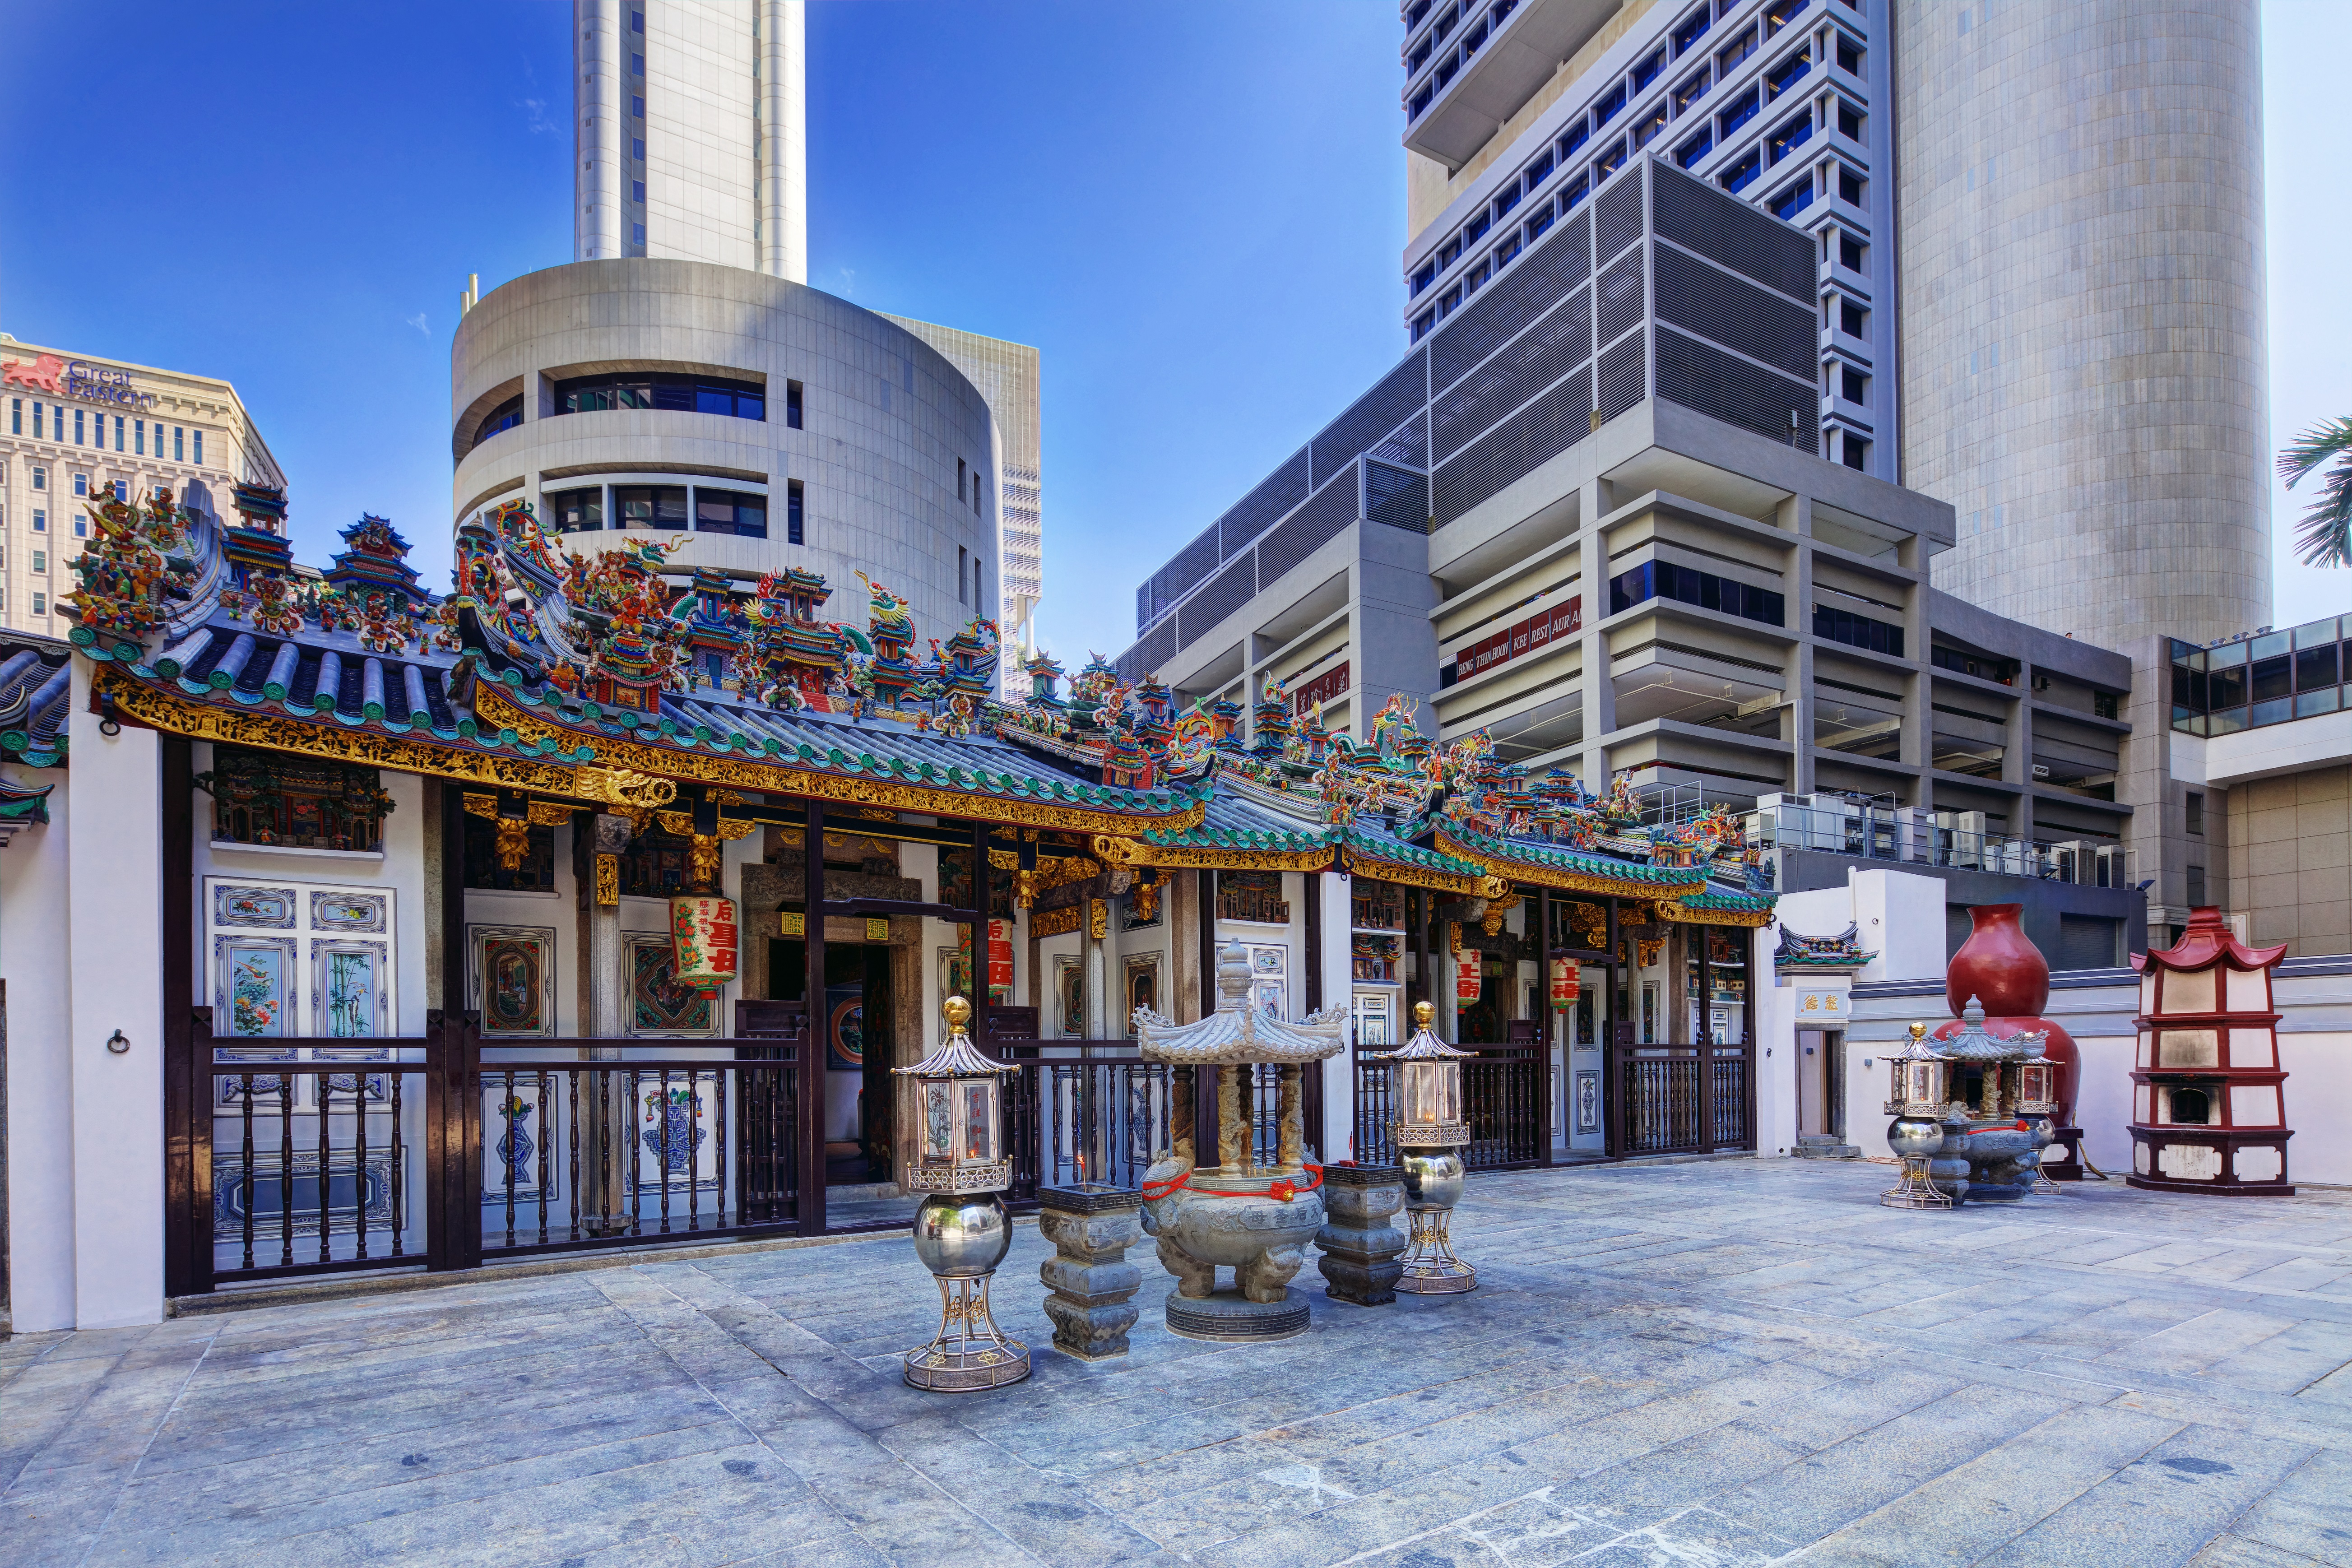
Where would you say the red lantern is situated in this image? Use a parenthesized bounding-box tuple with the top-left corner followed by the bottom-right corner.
(987, 917, 1014, 1000)
(1456, 959, 1482, 1004)
(1549, 956, 1580, 1011)
(671, 894, 739, 996)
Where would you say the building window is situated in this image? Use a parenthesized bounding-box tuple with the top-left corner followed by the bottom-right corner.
(1839, 298, 1867, 338)
(612, 484, 689, 528)
(2186, 864, 2207, 905)
(632, 179, 646, 204)
(1838, 164, 1865, 204)
(31, 552, 46, 574)
(787, 479, 805, 544)
(1632, 47, 1665, 92)
(113, 414, 125, 451)
(784, 380, 803, 429)
(7, 398, 17, 435)
(631, 51, 645, 75)
(72, 513, 86, 538)
(31, 593, 45, 616)
(1609, 561, 1785, 626)
(1521, 148, 1553, 191)
(1836, 32, 1863, 74)
(974, 557, 984, 609)
(1411, 309, 1436, 342)
(631, 95, 645, 118)
(1593, 138, 1628, 182)
(1770, 178, 1814, 219)
(633, 222, 647, 246)
(552, 371, 764, 420)
(692, 487, 767, 537)
(29, 404, 41, 439)
(1718, 25, 1758, 75)
(1559, 121, 1589, 159)
(73, 473, 87, 497)
(1676, 127, 1713, 167)
(1814, 601, 1901, 655)
(1766, 43, 1811, 101)
(957, 458, 968, 502)
(632, 137, 645, 160)
(550, 487, 605, 532)
(1840, 365, 1868, 403)
(1837, 99, 1864, 140)
(958, 546, 970, 603)
(174, 427, 185, 462)
(29, 467, 44, 492)
(1673, 6, 1711, 56)
(1673, 69, 1711, 116)
(111, 479, 127, 501)
(1411, 260, 1437, 297)
(73, 409, 84, 445)
(1764, 0, 1807, 37)
(134, 418, 145, 455)
(1592, 82, 1625, 129)
(469, 394, 524, 453)
(1841, 431, 1869, 469)
(195, 430, 204, 466)
(31, 511, 44, 533)
(631, 8, 643, 29)
(2186, 791, 2205, 835)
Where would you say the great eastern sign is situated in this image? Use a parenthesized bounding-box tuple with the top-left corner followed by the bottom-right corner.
(1, 354, 158, 411)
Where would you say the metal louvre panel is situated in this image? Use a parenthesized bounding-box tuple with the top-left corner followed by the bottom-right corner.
(1370, 409, 1429, 468)
(1257, 469, 1360, 584)
(1654, 325, 1811, 447)
(1146, 525, 1221, 625)
(1650, 158, 1814, 305)
(1593, 166, 1645, 267)
(1431, 286, 1590, 462)
(1217, 449, 1310, 559)
(1310, 352, 1427, 486)
(1430, 366, 1590, 528)
(1365, 461, 1429, 532)
(1595, 251, 1645, 349)
(1181, 549, 1258, 646)
(1430, 213, 1592, 394)
(1653, 243, 1816, 381)
(1596, 336, 1645, 424)
(1119, 617, 1179, 680)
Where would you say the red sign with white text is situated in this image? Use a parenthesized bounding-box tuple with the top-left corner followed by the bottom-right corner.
(1447, 594, 1581, 684)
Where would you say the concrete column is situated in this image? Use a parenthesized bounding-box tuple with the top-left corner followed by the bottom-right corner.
(2005, 668, 2036, 846)
(66, 663, 164, 1327)
(1317, 868, 1353, 1159)
(1577, 479, 1616, 785)
(1081, 900, 1108, 1040)
(1786, 496, 1817, 797)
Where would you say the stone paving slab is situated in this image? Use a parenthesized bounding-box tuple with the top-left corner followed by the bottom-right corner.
(8, 1159, 2352, 1565)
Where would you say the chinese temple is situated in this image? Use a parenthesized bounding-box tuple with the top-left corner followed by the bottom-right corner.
(6, 481, 1774, 1328)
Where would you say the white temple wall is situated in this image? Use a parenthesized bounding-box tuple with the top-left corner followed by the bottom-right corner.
(3, 752, 76, 1332)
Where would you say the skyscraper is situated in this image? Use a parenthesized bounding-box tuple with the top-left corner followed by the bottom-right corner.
(573, 0, 808, 281)
(1896, 0, 2269, 650)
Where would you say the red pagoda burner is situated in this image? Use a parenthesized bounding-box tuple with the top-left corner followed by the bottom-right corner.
(2127, 906, 2294, 1196)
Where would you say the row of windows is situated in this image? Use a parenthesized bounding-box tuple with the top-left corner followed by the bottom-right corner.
(1607, 560, 1785, 627)
(1812, 602, 1902, 657)
(7, 401, 199, 462)
(548, 481, 804, 544)
(1407, 0, 1868, 324)
(469, 376, 804, 454)
(1403, 0, 1521, 119)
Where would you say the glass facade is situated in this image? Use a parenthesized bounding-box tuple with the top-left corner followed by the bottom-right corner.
(2171, 616, 2352, 735)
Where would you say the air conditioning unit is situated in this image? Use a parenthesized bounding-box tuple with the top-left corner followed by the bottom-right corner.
(2048, 839, 2085, 883)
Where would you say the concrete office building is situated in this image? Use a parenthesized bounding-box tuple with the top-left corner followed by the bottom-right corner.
(1897, 0, 2269, 651)
(1400, 0, 1902, 482)
(0, 335, 284, 636)
(884, 315, 1045, 676)
(574, 0, 807, 283)
(1119, 156, 2144, 962)
(451, 260, 1000, 649)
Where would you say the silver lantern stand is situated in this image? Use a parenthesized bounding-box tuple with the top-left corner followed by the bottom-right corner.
(1881, 1023, 1955, 1210)
(893, 996, 1031, 1392)
(1374, 1002, 1478, 1294)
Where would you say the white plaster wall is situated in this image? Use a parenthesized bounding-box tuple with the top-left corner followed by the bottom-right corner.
(65, 666, 164, 1327)
(2, 758, 74, 1331)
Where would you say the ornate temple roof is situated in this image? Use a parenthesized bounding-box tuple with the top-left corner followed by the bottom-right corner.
(0, 633, 72, 770)
(1772, 921, 1878, 973)
(2134, 905, 2287, 976)
(53, 485, 1772, 920)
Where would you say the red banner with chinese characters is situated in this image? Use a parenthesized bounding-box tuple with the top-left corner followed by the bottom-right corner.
(1549, 956, 1580, 1011)
(1290, 661, 1350, 714)
(1447, 594, 1582, 684)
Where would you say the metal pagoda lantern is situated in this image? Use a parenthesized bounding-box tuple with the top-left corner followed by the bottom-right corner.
(892, 996, 1031, 1390)
(2015, 1041, 2063, 1193)
(1373, 1002, 1478, 1294)
(1879, 1023, 1953, 1210)
(2128, 906, 2294, 1195)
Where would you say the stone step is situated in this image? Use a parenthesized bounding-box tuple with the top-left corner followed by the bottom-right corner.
(1790, 1141, 1861, 1159)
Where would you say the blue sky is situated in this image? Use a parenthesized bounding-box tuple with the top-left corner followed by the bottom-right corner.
(1, 1, 2343, 659)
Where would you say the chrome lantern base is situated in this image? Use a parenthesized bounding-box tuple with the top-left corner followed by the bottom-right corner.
(1394, 1147, 1476, 1294)
(905, 1190, 1030, 1392)
(904, 1272, 1031, 1392)
(1879, 1155, 1955, 1210)
(1395, 1205, 1478, 1294)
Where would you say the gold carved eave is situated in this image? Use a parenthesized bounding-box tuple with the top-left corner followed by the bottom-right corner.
(1432, 826, 1699, 901)
(99, 670, 602, 798)
(474, 687, 1205, 837)
(1656, 898, 1776, 928)
(1090, 834, 1333, 873)
(1337, 849, 1485, 896)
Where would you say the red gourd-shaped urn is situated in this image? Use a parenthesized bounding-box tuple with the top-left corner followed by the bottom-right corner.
(1946, 904, 2047, 1016)
(1934, 903, 2080, 1124)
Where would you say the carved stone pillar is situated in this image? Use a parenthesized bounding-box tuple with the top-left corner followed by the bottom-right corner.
(581, 811, 634, 1233)
(1082, 896, 1109, 1041)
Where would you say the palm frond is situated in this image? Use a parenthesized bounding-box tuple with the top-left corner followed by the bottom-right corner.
(2280, 416, 2352, 569)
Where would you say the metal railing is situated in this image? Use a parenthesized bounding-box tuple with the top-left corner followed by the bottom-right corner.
(1353, 1047, 1549, 1170)
(1744, 801, 2134, 890)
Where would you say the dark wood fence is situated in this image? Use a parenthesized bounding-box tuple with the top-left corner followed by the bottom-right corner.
(1352, 1046, 1551, 1169)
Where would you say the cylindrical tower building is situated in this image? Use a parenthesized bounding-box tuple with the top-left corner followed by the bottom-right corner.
(451, 258, 1000, 654)
(1896, 0, 2268, 648)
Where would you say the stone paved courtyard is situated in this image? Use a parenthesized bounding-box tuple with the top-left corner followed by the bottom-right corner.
(9, 1158, 2352, 1568)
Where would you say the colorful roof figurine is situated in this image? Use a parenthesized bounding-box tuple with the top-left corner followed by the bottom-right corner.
(222, 482, 295, 585)
(323, 514, 427, 608)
